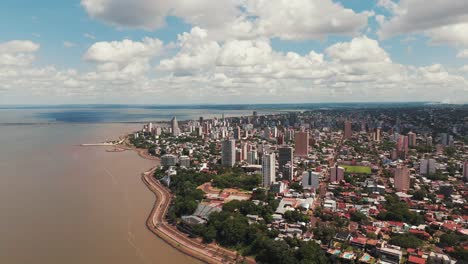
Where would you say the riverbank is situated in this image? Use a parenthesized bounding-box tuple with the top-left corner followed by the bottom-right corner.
(133, 150, 255, 264)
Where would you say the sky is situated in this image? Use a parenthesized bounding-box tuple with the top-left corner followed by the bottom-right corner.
(0, 0, 467, 105)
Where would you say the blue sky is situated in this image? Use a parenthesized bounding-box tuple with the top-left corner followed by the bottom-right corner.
(0, 0, 467, 104)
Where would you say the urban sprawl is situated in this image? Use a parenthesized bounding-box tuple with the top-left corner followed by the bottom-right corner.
(131, 106, 468, 264)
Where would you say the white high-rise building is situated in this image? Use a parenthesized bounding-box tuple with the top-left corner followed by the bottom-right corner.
(179, 156, 191, 168)
(171, 116, 180, 136)
(221, 139, 236, 167)
(420, 158, 436, 175)
(302, 171, 320, 190)
(262, 153, 276, 188)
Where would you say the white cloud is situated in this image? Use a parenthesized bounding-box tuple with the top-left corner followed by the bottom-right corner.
(426, 23, 468, 47)
(83, 33, 96, 39)
(80, 0, 241, 32)
(243, 0, 369, 40)
(378, 0, 468, 39)
(158, 27, 220, 74)
(84, 37, 164, 77)
(63, 41, 77, 48)
(460, 65, 468, 72)
(1, 33, 468, 104)
(458, 50, 468, 58)
(325, 36, 391, 63)
(0, 40, 40, 66)
(81, 0, 369, 41)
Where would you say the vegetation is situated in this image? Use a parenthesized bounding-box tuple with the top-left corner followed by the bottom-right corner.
(192, 198, 328, 263)
(389, 234, 423, 248)
(341, 165, 372, 174)
(212, 171, 261, 190)
(377, 195, 423, 225)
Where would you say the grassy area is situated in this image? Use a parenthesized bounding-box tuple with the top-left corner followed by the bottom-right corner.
(341, 165, 371, 174)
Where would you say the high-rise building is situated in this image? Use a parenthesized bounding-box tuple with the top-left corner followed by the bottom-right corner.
(221, 139, 236, 167)
(285, 128, 294, 142)
(302, 171, 320, 190)
(278, 146, 293, 171)
(344, 120, 352, 139)
(264, 127, 271, 139)
(282, 163, 293, 181)
(179, 156, 191, 168)
(330, 165, 345, 182)
(294, 131, 309, 157)
(397, 135, 409, 158)
(463, 161, 468, 181)
(161, 154, 178, 167)
(171, 116, 180, 136)
(394, 165, 410, 192)
(262, 153, 276, 188)
(426, 136, 433, 146)
(407, 132, 417, 147)
(373, 128, 381, 142)
(247, 151, 258, 165)
(240, 142, 248, 161)
(234, 126, 241, 140)
(420, 158, 436, 175)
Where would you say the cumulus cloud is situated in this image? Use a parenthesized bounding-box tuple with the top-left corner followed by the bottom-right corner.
(158, 27, 220, 75)
(1, 32, 468, 104)
(325, 36, 391, 63)
(458, 50, 468, 59)
(0, 40, 40, 66)
(84, 37, 164, 76)
(377, 0, 468, 57)
(80, 0, 369, 41)
(243, 0, 369, 40)
(378, 0, 468, 38)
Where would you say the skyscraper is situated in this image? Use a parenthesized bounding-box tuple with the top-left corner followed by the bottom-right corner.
(394, 165, 410, 192)
(463, 161, 468, 181)
(234, 126, 241, 140)
(330, 165, 345, 182)
(420, 158, 436, 175)
(240, 142, 248, 161)
(171, 116, 180, 136)
(294, 131, 309, 157)
(302, 171, 320, 190)
(247, 150, 258, 165)
(262, 153, 276, 188)
(407, 132, 417, 147)
(278, 146, 293, 172)
(344, 120, 352, 139)
(221, 139, 236, 167)
(373, 128, 381, 142)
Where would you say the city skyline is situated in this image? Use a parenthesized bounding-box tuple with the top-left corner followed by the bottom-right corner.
(1, 0, 468, 105)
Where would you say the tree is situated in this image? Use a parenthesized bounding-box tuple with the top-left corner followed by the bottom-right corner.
(295, 241, 329, 264)
(350, 211, 367, 223)
(389, 234, 423, 248)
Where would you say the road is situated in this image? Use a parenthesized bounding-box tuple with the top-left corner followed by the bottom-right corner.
(142, 168, 255, 264)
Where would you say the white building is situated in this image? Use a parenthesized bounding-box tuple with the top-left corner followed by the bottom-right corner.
(420, 158, 436, 175)
(171, 116, 180, 136)
(302, 171, 320, 190)
(161, 154, 178, 167)
(262, 153, 276, 188)
(179, 156, 190, 168)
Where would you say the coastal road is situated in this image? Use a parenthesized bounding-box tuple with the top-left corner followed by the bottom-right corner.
(142, 168, 255, 264)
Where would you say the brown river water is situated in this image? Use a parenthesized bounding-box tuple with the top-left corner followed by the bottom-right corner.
(0, 123, 198, 264)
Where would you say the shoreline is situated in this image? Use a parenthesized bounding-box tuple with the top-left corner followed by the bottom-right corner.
(131, 147, 255, 264)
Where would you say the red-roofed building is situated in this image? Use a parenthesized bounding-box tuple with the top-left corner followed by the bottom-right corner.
(408, 255, 426, 264)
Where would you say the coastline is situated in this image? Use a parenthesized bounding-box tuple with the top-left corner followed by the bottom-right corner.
(131, 146, 255, 264)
